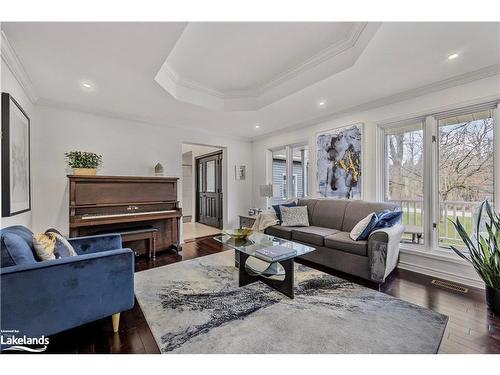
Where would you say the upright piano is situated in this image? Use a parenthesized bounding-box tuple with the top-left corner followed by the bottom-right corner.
(68, 175, 182, 255)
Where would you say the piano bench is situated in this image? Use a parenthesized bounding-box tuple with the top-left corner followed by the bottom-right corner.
(110, 227, 159, 260)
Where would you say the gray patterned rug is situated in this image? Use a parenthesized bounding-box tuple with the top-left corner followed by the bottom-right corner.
(135, 250, 447, 354)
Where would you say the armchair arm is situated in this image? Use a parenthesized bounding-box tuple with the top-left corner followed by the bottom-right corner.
(0, 248, 134, 338)
(69, 233, 122, 255)
(367, 224, 405, 282)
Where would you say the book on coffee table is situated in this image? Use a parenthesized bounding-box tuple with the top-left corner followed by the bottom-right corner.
(254, 246, 297, 262)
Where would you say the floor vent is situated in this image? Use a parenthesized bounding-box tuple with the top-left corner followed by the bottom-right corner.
(431, 279, 468, 293)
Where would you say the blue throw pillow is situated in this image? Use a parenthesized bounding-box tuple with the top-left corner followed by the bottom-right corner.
(358, 213, 380, 240)
(272, 202, 297, 223)
(374, 210, 402, 229)
(1, 233, 37, 267)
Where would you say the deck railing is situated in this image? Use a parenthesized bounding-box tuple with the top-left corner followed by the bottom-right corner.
(388, 199, 482, 245)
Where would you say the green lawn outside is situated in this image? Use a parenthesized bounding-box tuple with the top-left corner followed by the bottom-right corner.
(401, 211, 473, 247)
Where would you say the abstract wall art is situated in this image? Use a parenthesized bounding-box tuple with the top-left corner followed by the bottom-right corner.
(316, 124, 363, 199)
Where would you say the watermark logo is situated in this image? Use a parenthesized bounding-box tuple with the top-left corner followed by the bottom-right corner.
(1, 329, 49, 353)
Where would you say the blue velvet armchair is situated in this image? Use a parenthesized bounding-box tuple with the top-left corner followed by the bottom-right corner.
(0, 225, 135, 343)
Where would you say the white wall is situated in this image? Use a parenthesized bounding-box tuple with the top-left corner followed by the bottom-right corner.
(31, 105, 253, 234)
(252, 74, 500, 288)
(253, 75, 500, 207)
(0, 59, 34, 228)
(181, 151, 193, 218)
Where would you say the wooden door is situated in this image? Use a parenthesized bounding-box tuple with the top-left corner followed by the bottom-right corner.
(196, 151, 223, 228)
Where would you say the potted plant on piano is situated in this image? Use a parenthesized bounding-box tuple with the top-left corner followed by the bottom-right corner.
(65, 151, 102, 176)
(450, 200, 500, 314)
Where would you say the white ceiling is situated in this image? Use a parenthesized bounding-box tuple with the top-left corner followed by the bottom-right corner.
(1, 22, 499, 139)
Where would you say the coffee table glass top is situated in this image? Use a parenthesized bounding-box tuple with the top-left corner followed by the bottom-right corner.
(213, 231, 315, 259)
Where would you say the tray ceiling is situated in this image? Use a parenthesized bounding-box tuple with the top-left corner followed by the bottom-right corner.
(155, 22, 380, 111)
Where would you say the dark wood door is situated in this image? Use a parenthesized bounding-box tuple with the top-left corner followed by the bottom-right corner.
(196, 151, 223, 228)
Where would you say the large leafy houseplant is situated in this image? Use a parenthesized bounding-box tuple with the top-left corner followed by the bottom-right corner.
(450, 200, 500, 313)
(65, 151, 102, 175)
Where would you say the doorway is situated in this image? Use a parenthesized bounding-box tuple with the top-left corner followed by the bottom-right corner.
(196, 151, 223, 229)
(181, 143, 225, 242)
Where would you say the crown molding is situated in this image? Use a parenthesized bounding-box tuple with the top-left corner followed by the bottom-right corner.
(252, 23, 369, 96)
(162, 63, 225, 99)
(1, 31, 38, 103)
(251, 64, 500, 141)
(155, 22, 379, 111)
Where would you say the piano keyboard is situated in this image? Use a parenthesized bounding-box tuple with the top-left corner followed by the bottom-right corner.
(81, 210, 177, 220)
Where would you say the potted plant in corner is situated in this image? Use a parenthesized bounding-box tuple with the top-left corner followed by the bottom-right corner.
(65, 151, 102, 176)
(450, 200, 500, 314)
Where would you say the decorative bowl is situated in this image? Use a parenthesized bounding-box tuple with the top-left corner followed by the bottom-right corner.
(224, 228, 253, 240)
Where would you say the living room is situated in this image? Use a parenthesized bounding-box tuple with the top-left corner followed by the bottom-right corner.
(1, 1, 499, 372)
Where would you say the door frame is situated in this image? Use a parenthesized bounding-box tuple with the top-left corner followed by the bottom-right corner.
(195, 150, 223, 228)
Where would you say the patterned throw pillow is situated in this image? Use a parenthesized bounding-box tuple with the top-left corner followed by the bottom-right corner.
(272, 201, 297, 223)
(350, 212, 378, 241)
(33, 230, 77, 261)
(280, 205, 310, 227)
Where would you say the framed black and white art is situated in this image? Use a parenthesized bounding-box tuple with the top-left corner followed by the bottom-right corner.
(1, 93, 31, 217)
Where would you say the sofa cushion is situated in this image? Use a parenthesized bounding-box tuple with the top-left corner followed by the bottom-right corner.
(291, 226, 340, 247)
(0, 225, 35, 248)
(310, 199, 349, 230)
(324, 231, 368, 257)
(342, 201, 399, 232)
(1, 232, 37, 267)
(297, 199, 319, 224)
(264, 225, 295, 240)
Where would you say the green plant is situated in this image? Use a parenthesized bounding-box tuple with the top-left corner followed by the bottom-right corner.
(65, 151, 102, 169)
(450, 200, 500, 289)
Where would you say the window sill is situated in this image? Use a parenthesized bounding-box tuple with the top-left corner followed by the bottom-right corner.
(399, 243, 471, 266)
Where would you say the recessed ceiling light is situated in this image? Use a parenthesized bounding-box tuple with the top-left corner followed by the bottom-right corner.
(80, 81, 95, 91)
(318, 100, 326, 108)
(448, 53, 459, 60)
(255, 124, 261, 129)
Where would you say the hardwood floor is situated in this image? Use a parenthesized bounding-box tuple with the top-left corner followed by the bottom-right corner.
(39, 238, 500, 354)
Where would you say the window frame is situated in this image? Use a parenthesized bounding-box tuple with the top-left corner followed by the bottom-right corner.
(377, 101, 499, 253)
(379, 118, 427, 247)
(269, 142, 309, 205)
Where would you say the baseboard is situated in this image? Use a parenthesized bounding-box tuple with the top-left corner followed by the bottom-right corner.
(397, 261, 485, 290)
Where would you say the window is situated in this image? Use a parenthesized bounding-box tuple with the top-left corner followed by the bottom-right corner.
(380, 103, 497, 251)
(271, 148, 287, 205)
(271, 144, 309, 205)
(292, 145, 309, 199)
(206, 160, 216, 193)
(383, 122, 425, 245)
(437, 110, 495, 248)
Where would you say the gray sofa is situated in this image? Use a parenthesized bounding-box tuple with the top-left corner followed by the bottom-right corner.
(265, 199, 405, 283)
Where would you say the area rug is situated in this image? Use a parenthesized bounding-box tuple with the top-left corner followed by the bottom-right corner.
(135, 250, 448, 354)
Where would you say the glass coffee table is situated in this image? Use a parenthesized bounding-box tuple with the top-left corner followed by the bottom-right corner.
(214, 232, 315, 298)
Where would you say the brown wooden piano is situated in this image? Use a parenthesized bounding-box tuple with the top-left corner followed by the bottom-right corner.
(68, 175, 182, 258)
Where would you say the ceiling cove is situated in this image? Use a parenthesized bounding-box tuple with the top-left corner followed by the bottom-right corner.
(155, 22, 381, 111)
